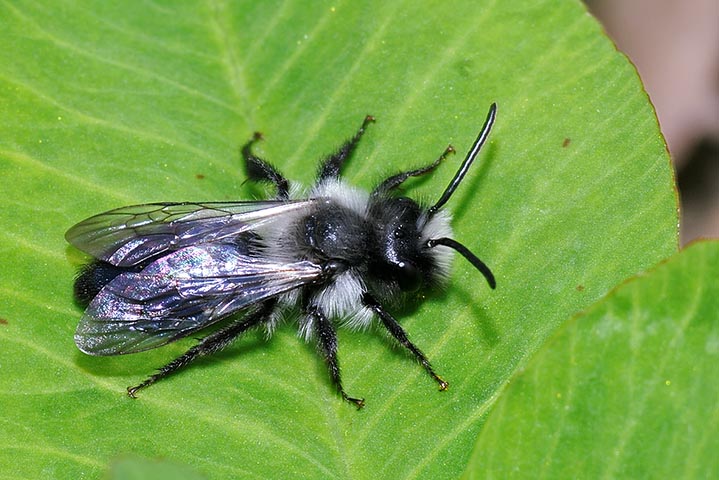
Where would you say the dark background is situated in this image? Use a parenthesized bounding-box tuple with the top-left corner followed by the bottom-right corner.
(588, 0, 719, 244)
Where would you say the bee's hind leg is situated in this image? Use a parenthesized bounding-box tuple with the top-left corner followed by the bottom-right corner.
(127, 300, 276, 398)
(241, 132, 290, 200)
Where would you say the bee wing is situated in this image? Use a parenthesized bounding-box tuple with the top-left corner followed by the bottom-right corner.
(75, 244, 323, 355)
(66, 200, 316, 267)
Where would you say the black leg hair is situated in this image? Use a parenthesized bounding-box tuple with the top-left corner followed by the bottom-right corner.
(306, 304, 365, 409)
(362, 292, 448, 390)
(316, 115, 375, 182)
(372, 145, 455, 196)
(241, 132, 290, 200)
(127, 300, 276, 398)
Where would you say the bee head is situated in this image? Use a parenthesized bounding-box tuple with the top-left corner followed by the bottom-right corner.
(368, 103, 498, 293)
(366, 197, 439, 292)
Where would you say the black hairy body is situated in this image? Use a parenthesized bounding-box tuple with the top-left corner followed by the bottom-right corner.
(67, 105, 498, 408)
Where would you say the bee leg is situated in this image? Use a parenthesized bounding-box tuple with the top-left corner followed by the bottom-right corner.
(127, 300, 276, 398)
(372, 144, 455, 196)
(306, 304, 365, 409)
(316, 115, 375, 182)
(362, 293, 448, 391)
(241, 132, 290, 200)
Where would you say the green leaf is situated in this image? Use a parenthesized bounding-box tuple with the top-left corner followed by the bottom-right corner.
(108, 456, 206, 480)
(0, 0, 676, 478)
(465, 240, 719, 478)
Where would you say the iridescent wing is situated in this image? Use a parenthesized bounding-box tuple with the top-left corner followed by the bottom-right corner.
(65, 200, 317, 267)
(75, 243, 323, 355)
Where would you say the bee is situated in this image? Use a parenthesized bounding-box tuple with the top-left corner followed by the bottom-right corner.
(67, 104, 498, 408)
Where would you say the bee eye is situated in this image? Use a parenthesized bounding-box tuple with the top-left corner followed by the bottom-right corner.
(394, 261, 421, 292)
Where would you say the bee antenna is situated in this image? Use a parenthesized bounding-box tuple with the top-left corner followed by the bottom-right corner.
(427, 237, 496, 289)
(428, 103, 497, 216)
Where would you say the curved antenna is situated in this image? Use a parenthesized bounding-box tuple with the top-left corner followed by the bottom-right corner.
(429, 103, 497, 216)
(427, 237, 496, 289)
